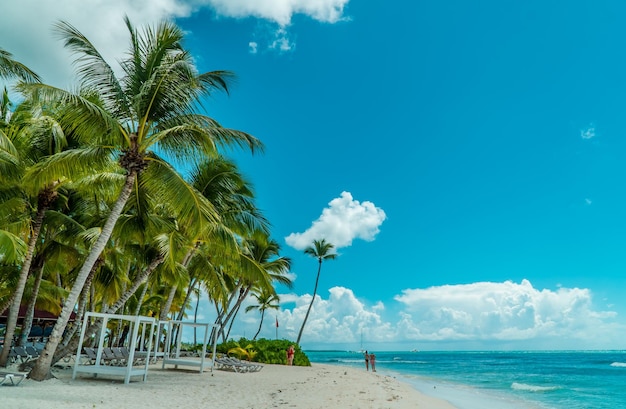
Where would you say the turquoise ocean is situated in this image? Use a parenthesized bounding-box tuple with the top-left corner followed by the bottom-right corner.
(305, 350, 626, 409)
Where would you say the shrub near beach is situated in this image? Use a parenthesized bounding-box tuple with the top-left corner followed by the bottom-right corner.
(217, 338, 310, 366)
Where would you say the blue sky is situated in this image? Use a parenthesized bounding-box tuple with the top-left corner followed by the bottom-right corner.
(3, 1, 626, 350)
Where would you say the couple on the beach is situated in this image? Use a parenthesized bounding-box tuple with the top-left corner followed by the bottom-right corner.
(364, 350, 376, 372)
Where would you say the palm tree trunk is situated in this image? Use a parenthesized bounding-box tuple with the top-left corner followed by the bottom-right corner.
(253, 310, 265, 340)
(224, 285, 251, 341)
(18, 258, 45, 347)
(159, 286, 177, 321)
(296, 259, 322, 345)
(133, 282, 150, 316)
(193, 289, 200, 345)
(214, 284, 240, 341)
(0, 294, 15, 319)
(52, 253, 163, 364)
(175, 277, 198, 322)
(162, 245, 197, 322)
(60, 262, 98, 349)
(0, 202, 47, 367)
(29, 170, 138, 380)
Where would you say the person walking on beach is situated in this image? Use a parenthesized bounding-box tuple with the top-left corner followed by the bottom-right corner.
(286, 345, 295, 366)
(364, 350, 369, 371)
(369, 352, 376, 372)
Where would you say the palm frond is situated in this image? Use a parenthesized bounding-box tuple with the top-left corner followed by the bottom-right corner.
(0, 229, 26, 264)
(141, 154, 221, 234)
(0, 47, 41, 83)
(53, 21, 129, 117)
(23, 146, 116, 194)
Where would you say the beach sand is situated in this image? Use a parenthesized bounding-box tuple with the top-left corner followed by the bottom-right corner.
(2, 361, 457, 409)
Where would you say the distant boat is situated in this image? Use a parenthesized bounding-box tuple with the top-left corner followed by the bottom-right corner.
(411, 349, 419, 352)
(357, 330, 366, 353)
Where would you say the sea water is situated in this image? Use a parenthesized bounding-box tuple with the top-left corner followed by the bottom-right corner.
(305, 350, 626, 409)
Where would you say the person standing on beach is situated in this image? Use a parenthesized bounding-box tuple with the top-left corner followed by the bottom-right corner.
(369, 352, 376, 372)
(364, 350, 369, 371)
(286, 345, 295, 366)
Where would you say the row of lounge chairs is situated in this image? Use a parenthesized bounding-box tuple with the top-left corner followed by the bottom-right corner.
(83, 347, 148, 366)
(8, 346, 39, 363)
(215, 357, 263, 373)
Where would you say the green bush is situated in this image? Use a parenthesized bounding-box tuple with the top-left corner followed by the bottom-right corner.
(216, 338, 311, 366)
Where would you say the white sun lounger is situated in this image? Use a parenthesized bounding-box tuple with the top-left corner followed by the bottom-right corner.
(0, 372, 26, 386)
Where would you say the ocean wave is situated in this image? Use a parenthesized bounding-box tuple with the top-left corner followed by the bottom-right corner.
(610, 362, 626, 367)
(511, 382, 560, 392)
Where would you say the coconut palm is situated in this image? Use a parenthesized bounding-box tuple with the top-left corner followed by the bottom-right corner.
(219, 235, 292, 342)
(0, 99, 75, 366)
(159, 155, 270, 327)
(296, 239, 337, 345)
(23, 17, 262, 381)
(246, 287, 280, 340)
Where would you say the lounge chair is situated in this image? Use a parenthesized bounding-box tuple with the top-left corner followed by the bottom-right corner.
(102, 347, 118, 365)
(10, 347, 30, 363)
(215, 357, 263, 373)
(0, 371, 26, 386)
(25, 345, 40, 360)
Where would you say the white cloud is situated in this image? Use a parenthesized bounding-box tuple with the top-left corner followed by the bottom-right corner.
(187, 280, 624, 350)
(394, 280, 622, 348)
(202, 0, 350, 26)
(581, 125, 595, 139)
(285, 191, 387, 250)
(0, 0, 196, 89)
(248, 41, 258, 54)
(0, 0, 351, 90)
(269, 28, 296, 53)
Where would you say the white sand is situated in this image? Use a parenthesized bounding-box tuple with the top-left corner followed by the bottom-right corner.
(2, 361, 458, 409)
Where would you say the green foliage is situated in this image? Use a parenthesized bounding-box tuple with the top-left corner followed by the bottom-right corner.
(217, 338, 310, 366)
(227, 342, 258, 361)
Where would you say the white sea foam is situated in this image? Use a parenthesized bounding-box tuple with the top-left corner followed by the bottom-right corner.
(610, 362, 626, 367)
(398, 374, 539, 409)
(511, 382, 560, 392)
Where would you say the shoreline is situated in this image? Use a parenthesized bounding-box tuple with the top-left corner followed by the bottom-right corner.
(2, 361, 458, 409)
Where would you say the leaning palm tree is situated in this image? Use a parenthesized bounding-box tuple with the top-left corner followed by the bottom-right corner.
(24, 17, 262, 381)
(296, 239, 337, 345)
(246, 287, 280, 340)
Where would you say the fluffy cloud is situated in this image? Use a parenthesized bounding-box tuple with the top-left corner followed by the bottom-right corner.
(202, 0, 349, 26)
(0, 0, 350, 89)
(285, 191, 387, 250)
(0, 0, 196, 89)
(190, 280, 624, 350)
(394, 280, 621, 348)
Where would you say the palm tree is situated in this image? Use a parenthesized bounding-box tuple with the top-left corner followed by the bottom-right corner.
(0, 50, 39, 321)
(24, 17, 262, 381)
(0, 99, 74, 366)
(221, 235, 292, 342)
(246, 287, 280, 340)
(296, 239, 337, 345)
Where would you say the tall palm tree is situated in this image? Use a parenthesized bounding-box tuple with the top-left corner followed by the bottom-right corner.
(24, 17, 262, 381)
(220, 235, 292, 342)
(246, 287, 280, 340)
(296, 239, 336, 345)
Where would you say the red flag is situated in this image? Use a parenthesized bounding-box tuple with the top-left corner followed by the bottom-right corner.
(276, 317, 279, 328)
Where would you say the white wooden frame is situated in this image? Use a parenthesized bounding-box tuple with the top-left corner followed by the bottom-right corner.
(161, 320, 217, 372)
(72, 312, 156, 384)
